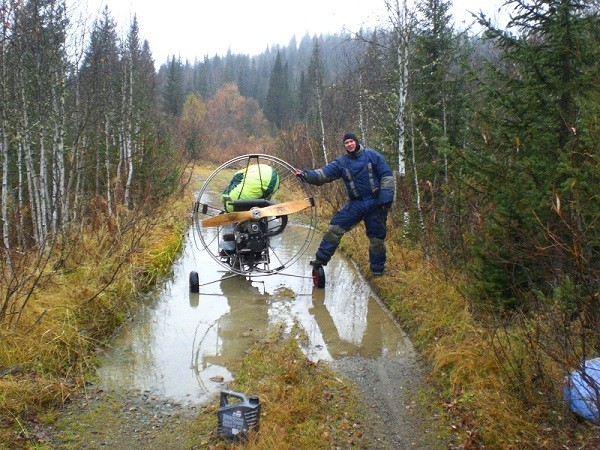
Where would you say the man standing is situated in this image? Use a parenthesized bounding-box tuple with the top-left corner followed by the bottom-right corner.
(295, 133, 395, 276)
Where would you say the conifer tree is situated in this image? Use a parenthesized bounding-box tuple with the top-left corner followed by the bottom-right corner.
(411, 0, 470, 260)
(264, 50, 290, 129)
(162, 56, 185, 116)
(306, 38, 328, 163)
(467, 0, 600, 319)
(79, 6, 120, 212)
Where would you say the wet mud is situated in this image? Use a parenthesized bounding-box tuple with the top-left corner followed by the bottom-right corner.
(48, 224, 451, 448)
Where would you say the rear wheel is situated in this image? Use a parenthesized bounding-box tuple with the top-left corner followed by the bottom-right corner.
(312, 265, 325, 288)
(189, 271, 199, 293)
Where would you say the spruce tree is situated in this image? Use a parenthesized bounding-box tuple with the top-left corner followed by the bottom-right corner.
(264, 50, 290, 129)
(162, 56, 185, 116)
(467, 0, 600, 318)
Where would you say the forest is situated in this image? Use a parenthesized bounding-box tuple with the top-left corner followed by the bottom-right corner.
(0, 0, 599, 447)
(161, 0, 599, 354)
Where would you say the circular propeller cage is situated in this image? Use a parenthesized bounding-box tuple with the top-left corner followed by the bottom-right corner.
(192, 154, 317, 277)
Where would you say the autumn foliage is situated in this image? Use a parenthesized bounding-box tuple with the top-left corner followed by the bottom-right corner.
(176, 83, 276, 163)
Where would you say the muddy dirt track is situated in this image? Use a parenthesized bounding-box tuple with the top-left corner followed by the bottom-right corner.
(44, 226, 453, 449)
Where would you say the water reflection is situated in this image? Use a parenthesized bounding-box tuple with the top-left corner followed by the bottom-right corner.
(199, 275, 270, 369)
(97, 225, 413, 404)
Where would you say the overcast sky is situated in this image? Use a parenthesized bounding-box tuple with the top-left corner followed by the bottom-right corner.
(70, 0, 508, 66)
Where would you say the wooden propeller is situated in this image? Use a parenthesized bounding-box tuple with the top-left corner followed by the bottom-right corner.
(202, 198, 313, 227)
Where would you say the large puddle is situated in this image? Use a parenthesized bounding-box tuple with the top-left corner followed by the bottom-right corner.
(97, 224, 414, 404)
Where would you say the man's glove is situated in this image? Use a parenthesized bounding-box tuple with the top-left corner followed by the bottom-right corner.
(295, 169, 307, 181)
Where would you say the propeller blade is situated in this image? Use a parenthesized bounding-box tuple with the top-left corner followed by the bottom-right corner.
(202, 198, 313, 227)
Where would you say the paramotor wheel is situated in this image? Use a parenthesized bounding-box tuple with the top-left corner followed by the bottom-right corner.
(312, 265, 325, 289)
(189, 271, 199, 293)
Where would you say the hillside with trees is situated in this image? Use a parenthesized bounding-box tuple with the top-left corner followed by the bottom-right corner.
(1, 0, 599, 447)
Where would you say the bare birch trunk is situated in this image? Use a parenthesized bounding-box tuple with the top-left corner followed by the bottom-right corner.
(442, 97, 448, 184)
(410, 111, 428, 260)
(358, 73, 367, 146)
(386, 0, 412, 229)
(23, 137, 40, 245)
(1, 119, 8, 255)
(73, 136, 86, 227)
(125, 133, 134, 208)
(38, 134, 49, 243)
(124, 56, 134, 209)
(316, 84, 328, 165)
(95, 133, 101, 198)
(51, 71, 67, 233)
(66, 76, 83, 227)
(394, 0, 409, 178)
(0, 8, 9, 256)
(19, 81, 43, 245)
(116, 124, 123, 190)
(116, 68, 125, 198)
(124, 135, 133, 209)
(17, 142, 25, 248)
(104, 116, 113, 216)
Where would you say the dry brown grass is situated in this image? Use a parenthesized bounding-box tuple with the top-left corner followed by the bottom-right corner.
(335, 213, 599, 448)
(2, 165, 597, 448)
(184, 168, 599, 449)
(0, 180, 194, 448)
(188, 326, 369, 449)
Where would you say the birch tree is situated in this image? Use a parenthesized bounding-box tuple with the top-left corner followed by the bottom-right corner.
(307, 38, 328, 164)
(386, 0, 412, 178)
(121, 19, 136, 209)
(0, 0, 182, 326)
(79, 7, 120, 214)
(13, 0, 66, 246)
(0, 1, 14, 256)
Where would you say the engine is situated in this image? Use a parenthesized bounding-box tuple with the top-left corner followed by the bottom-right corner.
(235, 219, 269, 257)
(219, 200, 288, 270)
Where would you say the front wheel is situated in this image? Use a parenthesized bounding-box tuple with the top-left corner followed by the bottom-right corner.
(312, 265, 325, 289)
(189, 271, 199, 293)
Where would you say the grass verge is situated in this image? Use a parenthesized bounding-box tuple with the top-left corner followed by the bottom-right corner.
(187, 325, 370, 449)
(2, 163, 598, 449)
(0, 183, 195, 448)
(339, 221, 600, 449)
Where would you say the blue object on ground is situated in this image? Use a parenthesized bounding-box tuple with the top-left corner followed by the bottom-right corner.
(564, 357, 600, 423)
